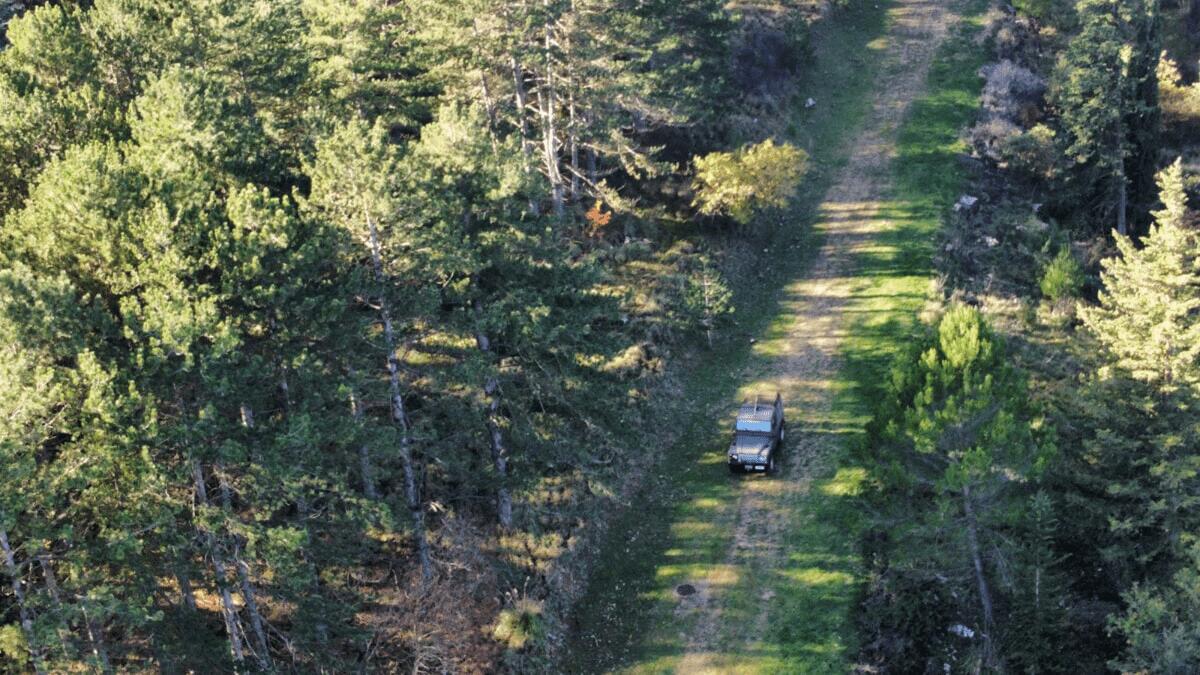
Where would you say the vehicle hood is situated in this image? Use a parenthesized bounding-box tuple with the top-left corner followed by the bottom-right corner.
(731, 433, 770, 455)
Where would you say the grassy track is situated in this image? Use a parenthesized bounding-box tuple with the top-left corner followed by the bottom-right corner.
(838, 3, 991, 414)
(563, 2, 989, 672)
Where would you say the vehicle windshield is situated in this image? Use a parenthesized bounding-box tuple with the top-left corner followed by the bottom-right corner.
(733, 433, 769, 452)
(735, 419, 771, 433)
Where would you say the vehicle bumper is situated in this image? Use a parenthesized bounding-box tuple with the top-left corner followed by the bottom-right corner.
(729, 460, 768, 471)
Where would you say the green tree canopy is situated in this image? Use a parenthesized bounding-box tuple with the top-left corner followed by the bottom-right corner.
(692, 139, 809, 224)
(1081, 158, 1200, 396)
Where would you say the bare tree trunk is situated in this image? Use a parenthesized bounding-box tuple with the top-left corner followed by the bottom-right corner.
(962, 486, 1000, 671)
(568, 95, 580, 202)
(1116, 166, 1128, 237)
(349, 382, 379, 500)
(36, 552, 78, 665)
(347, 370, 378, 499)
(512, 57, 534, 167)
(210, 555, 245, 668)
(365, 213, 431, 580)
(472, 19, 501, 155)
(268, 318, 292, 412)
(229, 407, 272, 670)
(191, 461, 246, 667)
(1190, 0, 1200, 35)
(540, 1, 565, 216)
(1115, 121, 1128, 237)
(36, 553, 58, 601)
(1, 529, 47, 675)
(484, 379, 513, 528)
(38, 550, 110, 673)
(702, 276, 715, 348)
(280, 371, 292, 410)
(233, 554, 269, 670)
(584, 106, 599, 190)
(588, 144, 598, 189)
(565, 14, 580, 202)
(358, 443, 378, 499)
(79, 604, 111, 674)
(175, 565, 197, 612)
(217, 472, 271, 671)
(291, 496, 329, 647)
(472, 301, 513, 529)
(511, 56, 541, 216)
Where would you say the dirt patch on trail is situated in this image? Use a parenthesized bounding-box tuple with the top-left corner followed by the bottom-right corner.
(675, 1, 961, 670)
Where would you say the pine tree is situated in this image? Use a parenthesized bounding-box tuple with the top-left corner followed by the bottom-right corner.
(305, 119, 434, 579)
(301, 0, 434, 133)
(865, 305, 1057, 669)
(1067, 158, 1200, 587)
(1055, 0, 1161, 236)
(399, 104, 631, 529)
(0, 0, 770, 668)
(1080, 158, 1200, 397)
(411, 0, 731, 217)
(1006, 491, 1072, 673)
(0, 3, 122, 214)
(682, 255, 734, 348)
(1110, 539, 1200, 673)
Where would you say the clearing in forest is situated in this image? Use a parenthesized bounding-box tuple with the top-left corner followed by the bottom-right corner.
(567, 0, 980, 672)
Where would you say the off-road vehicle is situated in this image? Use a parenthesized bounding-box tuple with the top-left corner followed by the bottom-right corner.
(727, 393, 785, 473)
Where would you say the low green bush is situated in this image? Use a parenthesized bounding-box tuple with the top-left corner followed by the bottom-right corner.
(1039, 247, 1083, 301)
(492, 599, 545, 651)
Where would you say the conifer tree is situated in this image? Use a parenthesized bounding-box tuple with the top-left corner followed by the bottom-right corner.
(1111, 540, 1200, 672)
(692, 139, 809, 225)
(399, 105, 630, 529)
(305, 119, 434, 579)
(1081, 158, 1200, 396)
(866, 305, 1057, 669)
(1067, 158, 1200, 587)
(301, 0, 433, 133)
(0, 3, 122, 213)
(1055, 0, 1160, 235)
(412, 0, 731, 217)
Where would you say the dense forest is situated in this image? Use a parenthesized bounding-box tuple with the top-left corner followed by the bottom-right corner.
(0, 0, 820, 671)
(857, 0, 1200, 671)
(2, 0, 1200, 672)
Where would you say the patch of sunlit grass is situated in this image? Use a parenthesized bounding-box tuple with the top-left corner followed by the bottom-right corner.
(783, 567, 856, 586)
(672, 520, 720, 539)
(821, 466, 866, 496)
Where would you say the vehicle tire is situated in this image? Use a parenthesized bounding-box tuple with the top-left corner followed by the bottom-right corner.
(780, 424, 786, 443)
(768, 454, 777, 474)
(729, 464, 740, 475)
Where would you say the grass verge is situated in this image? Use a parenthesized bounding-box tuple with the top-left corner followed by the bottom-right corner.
(839, 4, 992, 415)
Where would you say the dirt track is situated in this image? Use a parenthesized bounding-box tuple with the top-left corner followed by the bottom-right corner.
(674, 1, 960, 670)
